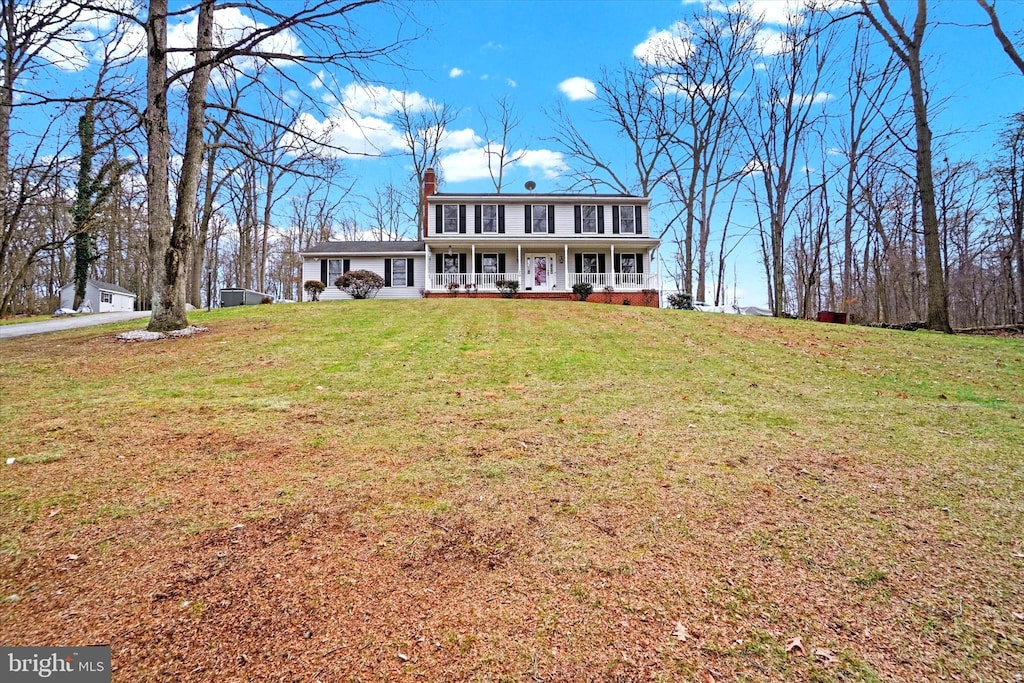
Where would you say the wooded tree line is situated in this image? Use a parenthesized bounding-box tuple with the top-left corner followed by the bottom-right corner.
(1, 0, 1022, 331)
(554, 0, 1024, 329)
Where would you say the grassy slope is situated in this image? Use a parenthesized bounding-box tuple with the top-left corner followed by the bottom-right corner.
(0, 300, 1021, 681)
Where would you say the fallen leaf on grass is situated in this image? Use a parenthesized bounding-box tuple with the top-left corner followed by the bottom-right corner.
(1012, 612, 1024, 622)
(785, 636, 805, 656)
(701, 671, 716, 683)
(814, 647, 838, 665)
(672, 621, 688, 642)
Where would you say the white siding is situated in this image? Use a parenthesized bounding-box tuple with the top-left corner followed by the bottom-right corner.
(302, 255, 425, 301)
(426, 199, 648, 239)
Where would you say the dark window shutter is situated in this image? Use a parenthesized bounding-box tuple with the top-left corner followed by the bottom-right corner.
(498, 253, 506, 272)
(598, 206, 605, 234)
(435, 205, 442, 233)
(435, 253, 443, 277)
(459, 205, 467, 233)
(343, 259, 350, 274)
(575, 253, 583, 273)
(635, 206, 642, 234)
(408, 258, 415, 286)
(384, 259, 392, 287)
(320, 259, 328, 284)
(498, 205, 505, 233)
(459, 253, 467, 272)
(524, 205, 532, 234)
(547, 204, 555, 233)
(637, 253, 644, 273)
(474, 205, 482, 234)
(598, 253, 606, 273)
(614, 253, 621, 272)
(475, 253, 482, 273)
(574, 205, 582, 234)
(612, 205, 620, 234)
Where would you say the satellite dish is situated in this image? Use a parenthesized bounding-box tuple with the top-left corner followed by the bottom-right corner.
(525, 180, 536, 192)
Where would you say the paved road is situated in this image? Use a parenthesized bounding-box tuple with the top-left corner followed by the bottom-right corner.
(0, 311, 151, 340)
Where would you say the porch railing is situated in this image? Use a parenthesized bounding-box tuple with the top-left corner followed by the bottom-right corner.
(475, 272, 521, 289)
(432, 273, 469, 289)
(614, 273, 649, 288)
(571, 273, 608, 287)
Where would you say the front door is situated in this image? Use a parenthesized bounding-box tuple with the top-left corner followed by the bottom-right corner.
(525, 253, 556, 290)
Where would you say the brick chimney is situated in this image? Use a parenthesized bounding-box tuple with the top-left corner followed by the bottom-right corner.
(421, 167, 437, 237)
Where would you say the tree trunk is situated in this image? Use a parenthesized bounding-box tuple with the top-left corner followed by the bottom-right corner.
(148, 0, 214, 332)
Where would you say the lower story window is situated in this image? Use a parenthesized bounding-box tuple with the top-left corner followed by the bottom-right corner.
(582, 254, 599, 273)
(481, 254, 499, 274)
(328, 259, 344, 283)
(443, 254, 460, 273)
(391, 258, 407, 286)
(619, 254, 637, 274)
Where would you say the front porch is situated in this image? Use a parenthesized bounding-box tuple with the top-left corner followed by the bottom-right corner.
(425, 242, 660, 296)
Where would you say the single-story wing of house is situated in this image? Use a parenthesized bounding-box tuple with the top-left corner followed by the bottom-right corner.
(58, 279, 137, 313)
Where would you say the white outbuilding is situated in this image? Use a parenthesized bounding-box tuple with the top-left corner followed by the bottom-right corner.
(59, 279, 137, 313)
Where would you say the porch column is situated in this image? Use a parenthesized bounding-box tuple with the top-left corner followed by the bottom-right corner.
(425, 244, 431, 291)
(564, 244, 569, 290)
(610, 243, 615, 289)
(517, 244, 522, 286)
(471, 244, 476, 287)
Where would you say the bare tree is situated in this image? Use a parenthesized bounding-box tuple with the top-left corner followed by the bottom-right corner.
(858, 0, 951, 332)
(740, 7, 835, 317)
(657, 3, 759, 301)
(143, 0, 408, 331)
(481, 94, 527, 192)
(393, 95, 457, 238)
(976, 0, 1024, 76)
(550, 63, 675, 196)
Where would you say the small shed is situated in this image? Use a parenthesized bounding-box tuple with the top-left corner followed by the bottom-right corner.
(220, 288, 270, 307)
(59, 279, 137, 313)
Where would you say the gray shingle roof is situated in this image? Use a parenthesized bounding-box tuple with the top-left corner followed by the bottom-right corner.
(91, 279, 135, 296)
(302, 240, 424, 255)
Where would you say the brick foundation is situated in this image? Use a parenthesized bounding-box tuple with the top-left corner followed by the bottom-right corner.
(423, 290, 660, 307)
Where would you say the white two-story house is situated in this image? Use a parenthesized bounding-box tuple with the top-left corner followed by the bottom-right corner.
(300, 168, 662, 306)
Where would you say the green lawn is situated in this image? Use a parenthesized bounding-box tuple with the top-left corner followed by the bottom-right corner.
(0, 300, 1021, 681)
(0, 314, 54, 326)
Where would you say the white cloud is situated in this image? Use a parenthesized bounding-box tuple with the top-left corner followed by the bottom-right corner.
(285, 111, 406, 158)
(754, 27, 793, 56)
(438, 145, 568, 183)
(167, 6, 303, 74)
(557, 77, 596, 102)
(652, 74, 730, 100)
(517, 149, 568, 179)
(449, 67, 464, 78)
(633, 22, 694, 66)
(792, 91, 833, 106)
(506, 78, 518, 88)
(733, 0, 806, 26)
(442, 128, 483, 151)
(439, 146, 494, 183)
(338, 82, 431, 116)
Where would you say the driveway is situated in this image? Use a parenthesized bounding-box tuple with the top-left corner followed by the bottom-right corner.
(0, 311, 151, 340)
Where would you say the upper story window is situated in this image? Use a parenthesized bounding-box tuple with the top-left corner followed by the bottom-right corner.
(531, 205, 548, 234)
(443, 205, 460, 233)
(581, 205, 597, 233)
(481, 205, 498, 233)
(619, 206, 636, 234)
